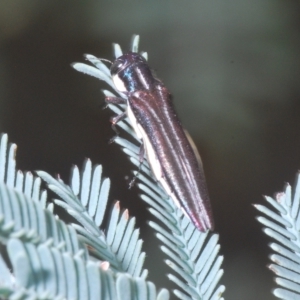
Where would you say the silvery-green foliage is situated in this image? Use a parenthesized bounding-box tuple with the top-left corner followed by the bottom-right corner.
(255, 176, 300, 300)
(0, 134, 46, 206)
(73, 35, 225, 300)
(0, 235, 168, 300)
(37, 160, 147, 278)
(0, 134, 169, 300)
(0, 134, 88, 256)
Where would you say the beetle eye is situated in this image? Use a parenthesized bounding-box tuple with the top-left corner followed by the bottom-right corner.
(110, 60, 125, 76)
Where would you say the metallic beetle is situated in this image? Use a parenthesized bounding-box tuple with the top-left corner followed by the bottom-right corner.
(106, 52, 214, 232)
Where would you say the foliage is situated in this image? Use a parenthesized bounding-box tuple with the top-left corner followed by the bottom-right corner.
(255, 176, 300, 299)
(0, 133, 168, 300)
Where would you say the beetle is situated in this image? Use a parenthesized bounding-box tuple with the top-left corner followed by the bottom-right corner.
(105, 51, 214, 232)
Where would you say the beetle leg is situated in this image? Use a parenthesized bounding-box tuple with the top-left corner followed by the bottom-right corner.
(129, 143, 145, 188)
(110, 111, 127, 134)
(110, 111, 126, 125)
(105, 96, 126, 105)
(138, 142, 145, 163)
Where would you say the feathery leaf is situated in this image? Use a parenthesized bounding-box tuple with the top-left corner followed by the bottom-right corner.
(37, 159, 147, 278)
(0, 180, 88, 257)
(0, 136, 168, 299)
(255, 175, 300, 299)
(0, 238, 169, 300)
(0, 134, 47, 208)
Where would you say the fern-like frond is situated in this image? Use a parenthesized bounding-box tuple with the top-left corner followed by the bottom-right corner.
(37, 159, 147, 278)
(115, 137, 225, 300)
(0, 237, 169, 300)
(0, 134, 47, 208)
(0, 181, 88, 257)
(1, 131, 147, 277)
(0, 139, 168, 299)
(73, 35, 225, 300)
(255, 174, 300, 299)
(0, 135, 88, 257)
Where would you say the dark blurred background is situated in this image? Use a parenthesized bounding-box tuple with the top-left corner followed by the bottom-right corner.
(1, 1, 300, 299)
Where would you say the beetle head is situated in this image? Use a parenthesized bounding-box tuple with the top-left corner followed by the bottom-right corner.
(111, 52, 155, 93)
